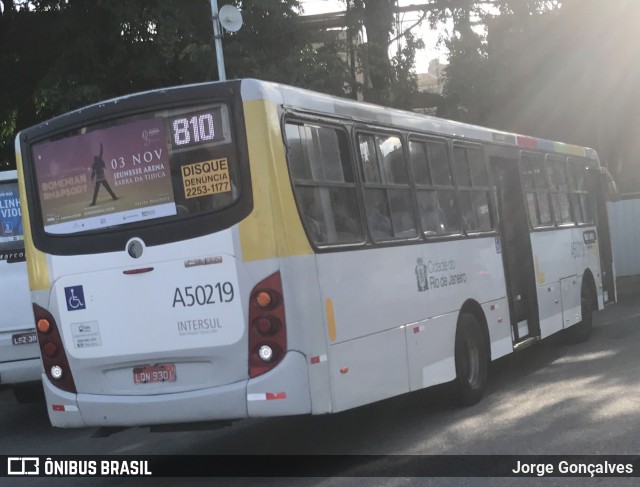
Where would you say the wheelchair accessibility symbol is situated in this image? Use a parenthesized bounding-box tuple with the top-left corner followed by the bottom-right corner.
(64, 285, 86, 311)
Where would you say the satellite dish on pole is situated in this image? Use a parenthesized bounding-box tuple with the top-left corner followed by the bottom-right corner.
(219, 4, 243, 33)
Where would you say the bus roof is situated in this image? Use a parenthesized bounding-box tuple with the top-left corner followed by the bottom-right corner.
(240, 78, 599, 161)
(17, 78, 598, 162)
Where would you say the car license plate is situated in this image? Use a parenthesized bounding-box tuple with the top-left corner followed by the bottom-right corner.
(133, 363, 176, 384)
(12, 331, 37, 346)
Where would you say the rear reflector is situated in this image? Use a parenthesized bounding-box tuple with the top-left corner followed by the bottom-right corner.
(51, 404, 79, 412)
(247, 392, 287, 401)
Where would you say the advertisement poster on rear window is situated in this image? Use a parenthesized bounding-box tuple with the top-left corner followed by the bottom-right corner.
(32, 117, 177, 235)
(0, 181, 24, 251)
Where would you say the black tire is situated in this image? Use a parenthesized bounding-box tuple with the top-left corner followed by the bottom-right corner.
(12, 383, 45, 404)
(452, 313, 488, 407)
(563, 289, 593, 344)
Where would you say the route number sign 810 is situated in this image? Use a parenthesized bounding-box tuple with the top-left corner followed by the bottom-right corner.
(172, 113, 216, 146)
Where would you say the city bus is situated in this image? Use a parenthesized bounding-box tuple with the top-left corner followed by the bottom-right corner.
(0, 169, 42, 402)
(15, 79, 615, 429)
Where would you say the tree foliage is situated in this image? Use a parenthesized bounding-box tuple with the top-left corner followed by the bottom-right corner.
(0, 0, 352, 169)
(436, 0, 640, 190)
(346, 0, 424, 106)
(0, 0, 430, 169)
(2, 0, 637, 192)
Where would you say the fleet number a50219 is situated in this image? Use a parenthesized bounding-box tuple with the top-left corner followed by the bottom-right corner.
(172, 283, 235, 308)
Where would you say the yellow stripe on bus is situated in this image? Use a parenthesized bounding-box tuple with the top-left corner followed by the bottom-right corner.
(325, 298, 337, 342)
(535, 255, 545, 285)
(238, 100, 312, 261)
(16, 151, 50, 291)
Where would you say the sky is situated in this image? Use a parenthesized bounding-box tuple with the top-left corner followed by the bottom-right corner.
(299, 0, 451, 73)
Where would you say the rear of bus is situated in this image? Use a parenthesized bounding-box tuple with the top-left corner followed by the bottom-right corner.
(17, 80, 311, 428)
(0, 170, 41, 400)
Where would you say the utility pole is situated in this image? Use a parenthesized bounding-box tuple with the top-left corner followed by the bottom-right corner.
(210, 0, 227, 81)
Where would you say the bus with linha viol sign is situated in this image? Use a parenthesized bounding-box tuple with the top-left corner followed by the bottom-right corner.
(0, 169, 42, 402)
(15, 79, 616, 430)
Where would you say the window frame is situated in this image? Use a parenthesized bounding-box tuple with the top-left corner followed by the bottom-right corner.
(567, 157, 595, 226)
(407, 134, 463, 238)
(451, 141, 496, 235)
(283, 117, 366, 249)
(282, 111, 509, 252)
(354, 128, 420, 243)
(545, 154, 575, 227)
(520, 150, 557, 230)
(20, 80, 254, 256)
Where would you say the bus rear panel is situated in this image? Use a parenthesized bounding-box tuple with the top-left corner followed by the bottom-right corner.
(17, 81, 311, 427)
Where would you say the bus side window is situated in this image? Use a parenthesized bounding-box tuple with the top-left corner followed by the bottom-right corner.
(358, 133, 417, 241)
(453, 145, 494, 233)
(545, 155, 572, 225)
(521, 153, 553, 228)
(568, 158, 593, 224)
(285, 122, 364, 245)
(409, 138, 460, 235)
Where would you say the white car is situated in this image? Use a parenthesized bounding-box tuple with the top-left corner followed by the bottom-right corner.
(0, 169, 42, 401)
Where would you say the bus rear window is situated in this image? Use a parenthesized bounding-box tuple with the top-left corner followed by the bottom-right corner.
(0, 180, 24, 256)
(30, 104, 239, 235)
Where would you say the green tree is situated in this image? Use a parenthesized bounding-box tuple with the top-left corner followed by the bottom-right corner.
(0, 0, 355, 169)
(0, 0, 220, 167)
(3, 0, 440, 171)
(435, 0, 640, 191)
(354, 0, 395, 104)
(388, 32, 425, 109)
(346, 0, 425, 106)
(479, 0, 640, 191)
(1, 0, 62, 168)
(433, 0, 564, 125)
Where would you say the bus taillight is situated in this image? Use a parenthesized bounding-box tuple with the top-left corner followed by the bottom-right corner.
(33, 303, 77, 393)
(249, 272, 287, 378)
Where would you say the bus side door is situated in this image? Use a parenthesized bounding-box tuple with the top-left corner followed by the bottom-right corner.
(490, 155, 540, 346)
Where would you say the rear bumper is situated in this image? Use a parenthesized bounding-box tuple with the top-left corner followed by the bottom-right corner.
(44, 351, 311, 428)
(0, 358, 42, 385)
(0, 329, 41, 385)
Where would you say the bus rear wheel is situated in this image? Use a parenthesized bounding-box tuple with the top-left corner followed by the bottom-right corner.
(452, 313, 488, 407)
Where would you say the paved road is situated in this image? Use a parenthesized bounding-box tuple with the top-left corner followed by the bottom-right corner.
(3, 277, 640, 486)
